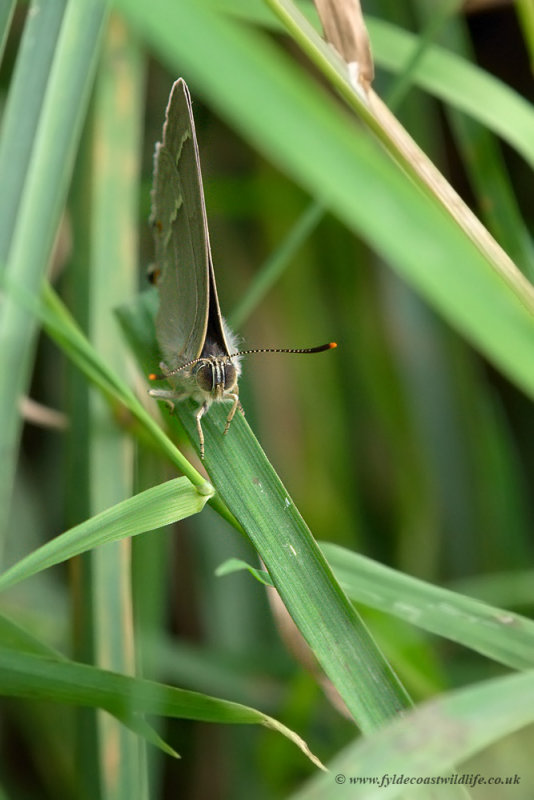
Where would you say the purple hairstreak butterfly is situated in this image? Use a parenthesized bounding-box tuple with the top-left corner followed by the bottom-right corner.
(149, 79, 336, 459)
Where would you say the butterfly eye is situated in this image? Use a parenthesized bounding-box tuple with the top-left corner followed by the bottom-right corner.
(195, 362, 214, 393)
(223, 362, 237, 391)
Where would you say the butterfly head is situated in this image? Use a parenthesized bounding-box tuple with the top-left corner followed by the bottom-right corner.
(193, 356, 239, 400)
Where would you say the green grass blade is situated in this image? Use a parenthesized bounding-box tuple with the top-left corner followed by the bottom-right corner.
(0, 647, 324, 770)
(384, 0, 462, 111)
(0, 615, 179, 759)
(213, 2, 534, 168)
(87, 28, 146, 797)
(453, 570, 534, 610)
(410, 7, 534, 279)
(119, 293, 412, 733)
(0, 0, 110, 550)
(293, 669, 534, 799)
(0, 477, 211, 593)
(516, 0, 534, 66)
(0, 0, 15, 65)
(229, 199, 325, 329)
(265, 0, 534, 305)
(0, 0, 66, 265)
(321, 542, 534, 671)
(0, 612, 67, 661)
(367, 15, 534, 168)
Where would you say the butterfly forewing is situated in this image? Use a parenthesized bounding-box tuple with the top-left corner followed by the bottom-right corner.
(151, 79, 213, 368)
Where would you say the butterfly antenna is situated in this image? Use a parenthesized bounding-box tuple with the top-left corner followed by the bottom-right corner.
(148, 342, 337, 382)
(149, 357, 204, 382)
(230, 342, 337, 358)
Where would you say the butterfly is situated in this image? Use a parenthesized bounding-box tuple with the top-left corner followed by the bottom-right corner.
(149, 79, 335, 459)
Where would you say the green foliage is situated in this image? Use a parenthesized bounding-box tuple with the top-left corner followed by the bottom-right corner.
(1, 1, 534, 798)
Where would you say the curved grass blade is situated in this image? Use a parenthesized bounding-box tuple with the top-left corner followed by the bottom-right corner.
(293, 669, 534, 799)
(0, 647, 325, 770)
(0, 477, 212, 593)
(0, 0, 110, 548)
(321, 542, 534, 672)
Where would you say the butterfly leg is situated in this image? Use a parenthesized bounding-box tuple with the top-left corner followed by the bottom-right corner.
(148, 361, 181, 412)
(195, 401, 209, 460)
(148, 388, 179, 413)
(223, 392, 240, 436)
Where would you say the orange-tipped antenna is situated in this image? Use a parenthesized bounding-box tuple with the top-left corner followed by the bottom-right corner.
(230, 342, 337, 357)
(149, 360, 202, 382)
(148, 342, 337, 381)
